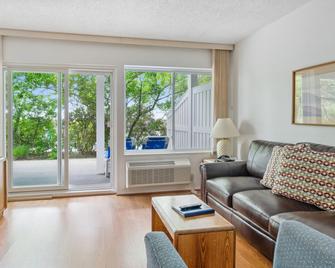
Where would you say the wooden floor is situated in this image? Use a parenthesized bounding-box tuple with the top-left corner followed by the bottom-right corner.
(0, 194, 272, 268)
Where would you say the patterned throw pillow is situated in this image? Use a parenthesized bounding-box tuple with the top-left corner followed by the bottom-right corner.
(261, 144, 308, 189)
(260, 146, 284, 188)
(272, 145, 335, 212)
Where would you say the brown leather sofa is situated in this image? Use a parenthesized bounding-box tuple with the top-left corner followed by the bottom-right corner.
(201, 140, 335, 260)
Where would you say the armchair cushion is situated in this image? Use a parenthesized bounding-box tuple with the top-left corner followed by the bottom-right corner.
(269, 211, 335, 239)
(273, 220, 335, 268)
(144, 232, 187, 268)
(206, 176, 266, 207)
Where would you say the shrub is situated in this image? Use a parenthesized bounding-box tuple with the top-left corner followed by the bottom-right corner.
(13, 145, 30, 160)
(49, 150, 57, 160)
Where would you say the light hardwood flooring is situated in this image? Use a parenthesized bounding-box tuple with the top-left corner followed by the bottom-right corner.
(0, 194, 272, 268)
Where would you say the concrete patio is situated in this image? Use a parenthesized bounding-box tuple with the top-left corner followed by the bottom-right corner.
(12, 158, 111, 188)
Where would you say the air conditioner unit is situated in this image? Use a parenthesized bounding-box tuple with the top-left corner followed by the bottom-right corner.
(126, 159, 191, 188)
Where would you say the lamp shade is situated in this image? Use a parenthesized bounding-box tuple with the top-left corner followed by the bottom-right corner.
(212, 118, 239, 139)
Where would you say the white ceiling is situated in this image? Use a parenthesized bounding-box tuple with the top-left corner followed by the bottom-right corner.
(0, 0, 310, 44)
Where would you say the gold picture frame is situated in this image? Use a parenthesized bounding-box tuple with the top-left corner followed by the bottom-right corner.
(293, 61, 335, 126)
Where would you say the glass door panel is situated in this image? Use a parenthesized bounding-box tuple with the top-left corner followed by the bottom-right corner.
(9, 71, 63, 188)
(68, 72, 112, 189)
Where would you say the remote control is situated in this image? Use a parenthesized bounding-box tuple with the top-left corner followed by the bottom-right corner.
(179, 203, 202, 211)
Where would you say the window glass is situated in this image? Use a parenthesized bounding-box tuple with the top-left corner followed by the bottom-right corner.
(125, 69, 212, 151)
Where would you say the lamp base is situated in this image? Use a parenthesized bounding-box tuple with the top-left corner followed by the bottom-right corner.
(217, 139, 229, 158)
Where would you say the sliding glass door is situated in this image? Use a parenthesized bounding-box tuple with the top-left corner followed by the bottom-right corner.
(5, 67, 114, 192)
(7, 70, 65, 190)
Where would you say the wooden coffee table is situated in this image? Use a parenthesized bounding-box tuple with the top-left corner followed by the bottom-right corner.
(151, 195, 235, 268)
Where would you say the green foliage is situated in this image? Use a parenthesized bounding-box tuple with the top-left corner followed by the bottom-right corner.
(68, 74, 111, 156)
(12, 70, 211, 159)
(197, 74, 212, 85)
(69, 74, 97, 156)
(12, 72, 58, 160)
(126, 71, 173, 147)
(12, 72, 112, 160)
(49, 149, 58, 160)
(13, 145, 29, 160)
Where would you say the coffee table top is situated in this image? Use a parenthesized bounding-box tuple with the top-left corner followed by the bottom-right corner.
(152, 194, 234, 235)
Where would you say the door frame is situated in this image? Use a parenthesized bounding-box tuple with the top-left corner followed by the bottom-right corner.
(4, 64, 117, 193)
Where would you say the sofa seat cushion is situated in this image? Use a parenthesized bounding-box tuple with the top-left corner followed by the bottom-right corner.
(269, 211, 335, 239)
(232, 190, 320, 231)
(206, 177, 266, 207)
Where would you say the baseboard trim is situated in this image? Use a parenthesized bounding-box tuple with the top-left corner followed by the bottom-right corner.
(8, 189, 116, 201)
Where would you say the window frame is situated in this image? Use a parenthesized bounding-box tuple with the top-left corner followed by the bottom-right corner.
(124, 65, 213, 153)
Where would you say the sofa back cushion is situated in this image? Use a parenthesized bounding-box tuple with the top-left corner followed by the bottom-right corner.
(247, 140, 292, 178)
(272, 146, 335, 212)
(298, 142, 335, 153)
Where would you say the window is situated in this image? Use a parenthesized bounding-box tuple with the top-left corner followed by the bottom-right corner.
(125, 67, 212, 151)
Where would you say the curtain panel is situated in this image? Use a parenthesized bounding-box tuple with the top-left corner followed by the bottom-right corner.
(212, 49, 230, 121)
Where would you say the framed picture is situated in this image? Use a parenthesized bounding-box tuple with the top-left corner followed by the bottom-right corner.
(293, 61, 335, 126)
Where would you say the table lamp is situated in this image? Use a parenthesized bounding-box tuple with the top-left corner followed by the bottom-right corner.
(212, 118, 239, 157)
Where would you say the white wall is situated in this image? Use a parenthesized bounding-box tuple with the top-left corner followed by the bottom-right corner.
(231, 0, 335, 159)
(3, 36, 212, 193)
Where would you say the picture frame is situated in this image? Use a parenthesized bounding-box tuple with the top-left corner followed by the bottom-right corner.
(292, 61, 335, 126)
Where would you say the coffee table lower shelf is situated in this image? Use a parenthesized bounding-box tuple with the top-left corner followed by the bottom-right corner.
(151, 195, 235, 268)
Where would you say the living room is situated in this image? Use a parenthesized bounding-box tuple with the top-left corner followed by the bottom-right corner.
(0, 0, 334, 267)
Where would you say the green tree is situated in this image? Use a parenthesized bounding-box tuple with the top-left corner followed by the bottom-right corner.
(12, 72, 111, 160)
(126, 72, 173, 147)
(11, 71, 210, 159)
(68, 74, 112, 157)
(12, 72, 58, 160)
(68, 74, 97, 157)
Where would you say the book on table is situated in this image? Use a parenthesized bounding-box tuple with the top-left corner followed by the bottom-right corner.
(172, 203, 215, 218)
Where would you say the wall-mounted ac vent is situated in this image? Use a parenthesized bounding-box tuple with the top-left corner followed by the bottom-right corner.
(126, 159, 191, 188)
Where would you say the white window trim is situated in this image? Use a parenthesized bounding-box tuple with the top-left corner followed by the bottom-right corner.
(125, 65, 212, 74)
(124, 149, 212, 156)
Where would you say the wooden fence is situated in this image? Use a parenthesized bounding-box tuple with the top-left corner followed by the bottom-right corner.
(167, 83, 212, 150)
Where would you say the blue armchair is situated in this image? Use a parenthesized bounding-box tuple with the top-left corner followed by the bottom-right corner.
(144, 232, 187, 268)
(273, 220, 335, 268)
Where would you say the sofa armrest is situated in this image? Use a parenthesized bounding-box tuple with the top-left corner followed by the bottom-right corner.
(201, 160, 248, 180)
(200, 161, 248, 201)
(273, 220, 335, 268)
(144, 232, 187, 268)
